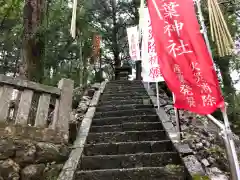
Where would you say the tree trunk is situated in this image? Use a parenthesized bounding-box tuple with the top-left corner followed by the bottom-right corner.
(22, 0, 45, 82)
(2, 49, 7, 75)
(111, 0, 120, 70)
(78, 36, 83, 86)
(82, 57, 88, 88)
(132, 0, 140, 24)
(13, 49, 20, 77)
(213, 56, 236, 122)
(214, 56, 235, 102)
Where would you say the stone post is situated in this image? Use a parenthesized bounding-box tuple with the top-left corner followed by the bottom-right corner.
(114, 61, 132, 80)
(135, 60, 142, 80)
(0, 86, 13, 122)
(53, 79, 74, 140)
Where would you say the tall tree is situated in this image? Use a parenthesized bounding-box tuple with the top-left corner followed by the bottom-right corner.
(21, 0, 46, 82)
(111, 0, 120, 69)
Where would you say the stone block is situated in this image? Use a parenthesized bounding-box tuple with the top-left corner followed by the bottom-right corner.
(183, 155, 206, 176)
(0, 123, 68, 144)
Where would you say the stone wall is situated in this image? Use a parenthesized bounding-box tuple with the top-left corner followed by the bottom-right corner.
(150, 82, 238, 179)
(0, 138, 69, 180)
(69, 83, 100, 143)
(57, 81, 105, 180)
(0, 83, 101, 180)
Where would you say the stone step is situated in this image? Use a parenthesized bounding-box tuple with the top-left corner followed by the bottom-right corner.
(92, 115, 159, 126)
(94, 109, 156, 118)
(107, 80, 142, 85)
(90, 122, 163, 133)
(106, 81, 143, 85)
(104, 88, 145, 93)
(105, 84, 144, 91)
(100, 94, 150, 101)
(106, 85, 144, 88)
(75, 166, 185, 180)
(105, 86, 144, 91)
(103, 89, 148, 94)
(80, 152, 182, 170)
(96, 104, 153, 112)
(86, 130, 167, 144)
(99, 99, 150, 106)
(83, 140, 176, 156)
(102, 91, 149, 96)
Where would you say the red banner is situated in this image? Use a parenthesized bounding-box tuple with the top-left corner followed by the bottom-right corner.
(148, 0, 224, 114)
(92, 34, 101, 60)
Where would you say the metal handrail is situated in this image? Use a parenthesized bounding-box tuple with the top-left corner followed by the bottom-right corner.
(145, 82, 240, 179)
(206, 114, 240, 180)
(206, 114, 225, 129)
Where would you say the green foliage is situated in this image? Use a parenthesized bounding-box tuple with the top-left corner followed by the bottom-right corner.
(0, 0, 96, 85)
(192, 174, 210, 180)
(0, 0, 23, 22)
(0, 0, 239, 121)
(200, 1, 240, 121)
(0, 0, 140, 86)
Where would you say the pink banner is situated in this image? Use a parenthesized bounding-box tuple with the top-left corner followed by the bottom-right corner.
(127, 26, 141, 61)
(141, 8, 164, 82)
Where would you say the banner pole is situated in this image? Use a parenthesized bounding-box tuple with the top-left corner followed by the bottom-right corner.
(196, 0, 223, 82)
(221, 106, 240, 180)
(195, 0, 212, 58)
(155, 82, 160, 109)
(197, 1, 239, 178)
(172, 93, 181, 141)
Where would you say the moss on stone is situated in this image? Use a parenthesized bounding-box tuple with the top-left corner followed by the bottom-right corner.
(192, 174, 210, 180)
(165, 164, 182, 173)
(46, 175, 58, 180)
(207, 146, 224, 154)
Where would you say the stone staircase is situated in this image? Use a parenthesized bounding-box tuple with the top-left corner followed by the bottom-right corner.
(74, 80, 189, 180)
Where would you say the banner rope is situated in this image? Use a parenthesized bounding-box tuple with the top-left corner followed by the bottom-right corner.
(207, 0, 234, 56)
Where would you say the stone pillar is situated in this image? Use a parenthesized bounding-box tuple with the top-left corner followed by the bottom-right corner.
(53, 79, 74, 140)
(114, 61, 132, 80)
(135, 60, 142, 80)
(114, 67, 132, 80)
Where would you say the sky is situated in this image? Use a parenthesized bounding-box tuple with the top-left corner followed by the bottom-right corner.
(231, 70, 240, 92)
(129, 68, 240, 93)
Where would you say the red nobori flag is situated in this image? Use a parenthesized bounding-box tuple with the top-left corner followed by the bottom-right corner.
(92, 34, 101, 59)
(147, 0, 224, 114)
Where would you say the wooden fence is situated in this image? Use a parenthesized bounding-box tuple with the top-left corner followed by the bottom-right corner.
(0, 74, 74, 143)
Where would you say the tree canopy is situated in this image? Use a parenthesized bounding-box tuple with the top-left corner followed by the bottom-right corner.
(0, 0, 240, 121)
